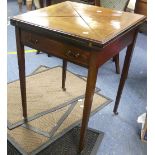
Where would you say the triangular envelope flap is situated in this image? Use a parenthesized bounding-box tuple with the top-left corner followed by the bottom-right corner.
(70, 1, 145, 43)
(16, 1, 79, 18)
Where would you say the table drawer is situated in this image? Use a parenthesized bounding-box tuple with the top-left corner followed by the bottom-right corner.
(21, 31, 90, 67)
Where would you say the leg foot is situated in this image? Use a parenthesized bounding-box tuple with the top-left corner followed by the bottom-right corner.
(113, 111, 119, 115)
(62, 88, 66, 91)
(48, 54, 52, 57)
(36, 50, 40, 54)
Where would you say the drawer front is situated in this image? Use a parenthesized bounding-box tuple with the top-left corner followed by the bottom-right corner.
(21, 31, 90, 67)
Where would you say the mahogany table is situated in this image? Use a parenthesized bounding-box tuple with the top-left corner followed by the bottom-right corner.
(10, 1, 146, 152)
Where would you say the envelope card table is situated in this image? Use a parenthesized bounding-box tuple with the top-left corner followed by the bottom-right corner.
(10, 1, 146, 152)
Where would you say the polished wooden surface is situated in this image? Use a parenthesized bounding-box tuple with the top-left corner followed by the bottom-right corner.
(12, 1, 145, 46)
(11, 1, 146, 152)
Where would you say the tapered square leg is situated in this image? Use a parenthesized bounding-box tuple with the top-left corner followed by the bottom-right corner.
(62, 60, 67, 91)
(113, 30, 138, 114)
(79, 53, 98, 152)
(15, 27, 27, 120)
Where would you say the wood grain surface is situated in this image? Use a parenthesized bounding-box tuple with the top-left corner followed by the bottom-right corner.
(11, 1, 145, 45)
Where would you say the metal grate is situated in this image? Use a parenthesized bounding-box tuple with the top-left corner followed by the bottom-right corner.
(8, 126, 104, 155)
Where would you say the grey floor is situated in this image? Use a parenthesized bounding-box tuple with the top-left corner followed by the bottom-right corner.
(7, 0, 147, 155)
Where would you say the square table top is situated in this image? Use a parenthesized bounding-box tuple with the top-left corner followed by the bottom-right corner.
(11, 1, 145, 47)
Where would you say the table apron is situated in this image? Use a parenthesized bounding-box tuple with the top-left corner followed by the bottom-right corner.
(20, 28, 135, 69)
(20, 30, 92, 68)
(96, 29, 135, 67)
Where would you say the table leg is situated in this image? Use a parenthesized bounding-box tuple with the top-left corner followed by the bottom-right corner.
(39, 0, 44, 8)
(62, 60, 67, 91)
(79, 55, 98, 151)
(114, 54, 120, 74)
(45, 0, 52, 6)
(15, 27, 27, 120)
(113, 30, 138, 114)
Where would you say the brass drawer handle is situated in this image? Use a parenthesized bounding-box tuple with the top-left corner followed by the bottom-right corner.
(65, 50, 80, 58)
